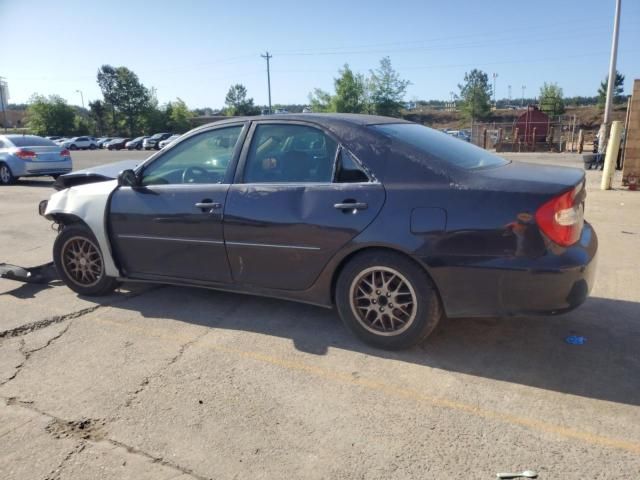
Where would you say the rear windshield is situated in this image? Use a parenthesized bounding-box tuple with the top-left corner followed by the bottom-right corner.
(371, 123, 509, 170)
(8, 135, 57, 147)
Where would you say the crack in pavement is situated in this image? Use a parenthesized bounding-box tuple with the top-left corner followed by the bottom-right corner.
(44, 441, 86, 480)
(2, 396, 206, 480)
(0, 322, 72, 387)
(0, 285, 162, 340)
(123, 329, 211, 408)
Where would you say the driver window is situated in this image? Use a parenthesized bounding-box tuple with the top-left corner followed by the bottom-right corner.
(141, 126, 243, 186)
(243, 124, 337, 183)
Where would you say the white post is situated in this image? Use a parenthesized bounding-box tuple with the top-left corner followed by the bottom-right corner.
(601, 120, 623, 190)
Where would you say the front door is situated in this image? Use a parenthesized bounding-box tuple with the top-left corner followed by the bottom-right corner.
(109, 124, 246, 283)
(224, 122, 385, 291)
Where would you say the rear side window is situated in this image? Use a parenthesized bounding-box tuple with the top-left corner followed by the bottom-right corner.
(334, 148, 370, 183)
(243, 124, 338, 183)
(371, 123, 509, 170)
(9, 136, 57, 147)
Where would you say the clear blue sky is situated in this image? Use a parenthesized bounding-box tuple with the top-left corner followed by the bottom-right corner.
(2, 0, 639, 109)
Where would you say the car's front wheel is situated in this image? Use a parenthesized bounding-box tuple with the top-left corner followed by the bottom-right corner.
(53, 225, 119, 296)
(89, 144, 97, 150)
(69, 144, 78, 150)
(0, 163, 16, 185)
(336, 250, 442, 350)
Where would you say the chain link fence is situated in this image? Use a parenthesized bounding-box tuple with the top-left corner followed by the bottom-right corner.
(469, 114, 595, 153)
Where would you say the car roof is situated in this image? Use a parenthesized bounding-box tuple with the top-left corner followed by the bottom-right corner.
(198, 113, 410, 130)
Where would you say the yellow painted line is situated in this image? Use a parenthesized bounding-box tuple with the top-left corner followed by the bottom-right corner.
(92, 315, 640, 455)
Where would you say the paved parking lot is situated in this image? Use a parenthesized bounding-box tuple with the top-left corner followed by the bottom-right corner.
(1, 150, 639, 479)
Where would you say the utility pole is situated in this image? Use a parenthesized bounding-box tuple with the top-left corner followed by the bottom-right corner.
(75, 89, 85, 109)
(598, 0, 622, 154)
(261, 51, 272, 114)
(521, 85, 526, 107)
(492, 73, 498, 108)
(508, 85, 512, 103)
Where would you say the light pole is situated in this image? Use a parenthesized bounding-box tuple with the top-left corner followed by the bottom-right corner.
(0, 77, 8, 130)
(508, 85, 512, 103)
(598, 0, 622, 153)
(75, 89, 85, 109)
(521, 85, 526, 107)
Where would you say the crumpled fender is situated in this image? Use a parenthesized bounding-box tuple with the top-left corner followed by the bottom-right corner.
(45, 180, 120, 277)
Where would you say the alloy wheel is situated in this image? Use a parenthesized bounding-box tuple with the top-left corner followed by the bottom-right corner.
(61, 236, 103, 287)
(349, 266, 417, 336)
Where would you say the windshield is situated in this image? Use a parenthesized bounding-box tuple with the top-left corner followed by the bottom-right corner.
(371, 123, 509, 170)
(8, 135, 57, 147)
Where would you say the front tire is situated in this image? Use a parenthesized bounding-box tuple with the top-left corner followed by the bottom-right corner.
(335, 250, 442, 350)
(69, 144, 78, 150)
(0, 163, 16, 185)
(53, 225, 119, 296)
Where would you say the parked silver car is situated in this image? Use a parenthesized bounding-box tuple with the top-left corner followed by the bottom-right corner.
(158, 134, 180, 149)
(0, 135, 72, 185)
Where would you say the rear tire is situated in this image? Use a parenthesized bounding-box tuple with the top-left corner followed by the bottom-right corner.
(89, 144, 97, 150)
(0, 163, 16, 185)
(69, 144, 78, 150)
(335, 250, 442, 350)
(53, 225, 119, 296)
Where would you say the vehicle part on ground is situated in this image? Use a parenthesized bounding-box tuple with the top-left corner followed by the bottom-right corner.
(0, 262, 58, 284)
(496, 470, 538, 479)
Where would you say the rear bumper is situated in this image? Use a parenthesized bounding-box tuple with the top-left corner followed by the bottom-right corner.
(427, 222, 598, 318)
(10, 159, 72, 177)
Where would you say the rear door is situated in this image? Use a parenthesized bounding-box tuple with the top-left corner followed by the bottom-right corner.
(224, 121, 385, 290)
(109, 123, 247, 283)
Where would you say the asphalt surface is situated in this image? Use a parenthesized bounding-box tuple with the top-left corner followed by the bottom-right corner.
(1, 150, 639, 479)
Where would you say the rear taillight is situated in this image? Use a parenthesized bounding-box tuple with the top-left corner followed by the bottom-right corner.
(60, 149, 71, 157)
(15, 149, 37, 160)
(535, 185, 584, 247)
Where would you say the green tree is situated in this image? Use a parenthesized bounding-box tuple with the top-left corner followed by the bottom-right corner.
(333, 64, 367, 113)
(97, 65, 152, 135)
(224, 84, 259, 116)
(597, 71, 625, 107)
(539, 82, 565, 116)
(308, 88, 334, 113)
(368, 57, 410, 117)
(97, 65, 119, 132)
(166, 98, 193, 132)
(88, 100, 108, 135)
(458, 69, 492, 121)
(26, 94, 76, 136)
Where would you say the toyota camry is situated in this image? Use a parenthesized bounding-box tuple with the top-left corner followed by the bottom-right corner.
(40, 114, 597, 349)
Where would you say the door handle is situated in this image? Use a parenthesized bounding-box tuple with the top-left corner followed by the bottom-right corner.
(334, 202, 368, 210)
(195, 201, 222, 210)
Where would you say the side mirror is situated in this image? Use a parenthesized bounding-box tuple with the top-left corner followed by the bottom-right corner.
(118, 169, 139, 187)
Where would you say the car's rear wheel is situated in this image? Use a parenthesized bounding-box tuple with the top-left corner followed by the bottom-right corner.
(336, 250, 442, 350)
(0, 163, 16, 185)
(53, 225, 119, 296)
(89, 144, 96, 150)
(0, 163, 17, 185)
(69, 144, 78, 150)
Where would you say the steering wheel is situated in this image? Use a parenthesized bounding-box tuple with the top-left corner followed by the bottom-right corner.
(182, 166, 208, 184)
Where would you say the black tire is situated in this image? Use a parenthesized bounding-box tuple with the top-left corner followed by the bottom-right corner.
(136, 145, 142, 150)
(53, 225, 119, 296)
(0, 163, 16, 185)
(69, 144, 78, 150)
(89, 144, 97, 150)
(335, 250, 442, 350)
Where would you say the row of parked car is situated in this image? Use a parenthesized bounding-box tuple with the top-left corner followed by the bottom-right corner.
(44, 133, 181, 151)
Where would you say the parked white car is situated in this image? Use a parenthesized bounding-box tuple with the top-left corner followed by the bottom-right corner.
(158, 134, 181, 149)
(60, 136, 97, 150)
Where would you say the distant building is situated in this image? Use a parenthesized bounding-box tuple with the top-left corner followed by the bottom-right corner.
(515, 106, 549, 143)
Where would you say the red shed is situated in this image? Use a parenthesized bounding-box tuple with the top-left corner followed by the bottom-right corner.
(515, 106, 549, 144)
